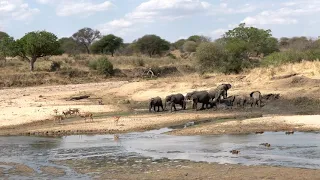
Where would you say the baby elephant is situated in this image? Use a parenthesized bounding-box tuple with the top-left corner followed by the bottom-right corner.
(250, 91, 262, 107)
(149, 96, 164, 112)
(165, 93, 186, 112)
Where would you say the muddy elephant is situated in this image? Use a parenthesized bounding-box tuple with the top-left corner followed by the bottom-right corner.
(233, 95, 249, 108)
(212, 84, 232, 103)
(250, 91, 262, 107)
(165, 93, 186, 112)
(186, 91, 211, 111)
(220, 95, 236, 107)
(149, 96, 164, 112)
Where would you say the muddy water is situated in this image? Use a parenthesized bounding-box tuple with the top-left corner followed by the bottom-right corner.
(0, 127, 319, 178)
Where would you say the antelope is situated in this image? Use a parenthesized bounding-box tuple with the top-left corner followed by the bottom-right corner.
(79, 112, 93, 122)
(114, 116, 121, 126)
(114, 134, 119, 141)
(98, 99, 104, 105)
(62, 110, 72, 117)
(69, 108, 80, 115)
(52, 115, 64, 124)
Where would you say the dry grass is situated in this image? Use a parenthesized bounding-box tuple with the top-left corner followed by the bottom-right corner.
(244, 60, 320, 84)
(0, 54, 192, 88)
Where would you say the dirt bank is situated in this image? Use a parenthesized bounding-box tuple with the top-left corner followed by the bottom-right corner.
(0, 110, 263, 136)
(1, 72, 320, 136)
(169, 115, 320, 136)
(56, 157, 320, 180)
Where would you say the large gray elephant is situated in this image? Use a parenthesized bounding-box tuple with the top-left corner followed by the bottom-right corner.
(165, 93, 186, 112)
(149, 96, 164, 112)
(186, 91, 211, 111)
(250, 91, 262, 107)
(212, 84, 232, 103)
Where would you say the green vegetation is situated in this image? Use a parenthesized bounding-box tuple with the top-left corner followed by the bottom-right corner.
(14, 31, 61, 71)
(134, 35, 170, 57)
(0, 23, 319, 85)
(90, 34, 123, 56)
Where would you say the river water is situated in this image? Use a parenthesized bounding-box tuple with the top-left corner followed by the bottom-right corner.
(0, 126, 319, 179)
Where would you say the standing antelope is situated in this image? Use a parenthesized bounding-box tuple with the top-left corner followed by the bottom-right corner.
(53, 115, 64, 124)
(69, 108, 80, 115)
(114, 116, 121, 126)
(79, 112, 93, 122)
(62, 110, 72, 117)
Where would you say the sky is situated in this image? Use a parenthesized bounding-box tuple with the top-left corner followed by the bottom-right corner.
(0, 0, 320, 43)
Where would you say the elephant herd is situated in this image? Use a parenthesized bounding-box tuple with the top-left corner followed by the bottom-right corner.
(149, 84, 263, 112)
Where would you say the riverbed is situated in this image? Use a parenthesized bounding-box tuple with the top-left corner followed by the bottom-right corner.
(0, 124, 319, 179)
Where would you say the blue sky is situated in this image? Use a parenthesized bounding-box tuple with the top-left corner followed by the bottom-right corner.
(0, 0, 319, 43)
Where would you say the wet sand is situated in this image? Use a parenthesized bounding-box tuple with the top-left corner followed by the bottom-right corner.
(56, 157, 320, 180)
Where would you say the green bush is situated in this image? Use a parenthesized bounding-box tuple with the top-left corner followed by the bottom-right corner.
(262, 50, 320, 66)
(88, 60, 98, 70)
(96, 57, 114, 76)
(49, 61, 61, 72)
(196, 42, 251, 74)
(183, 41, 197, 52)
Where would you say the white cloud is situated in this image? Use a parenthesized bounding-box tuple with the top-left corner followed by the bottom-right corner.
(12, 3, 40, 20)
(211, 28, 226, 36)
(36, 0, 52, 4)
(57, 1, 113, 16)
(242, 0, 320, 26)
(0, 0, 39, 26)
(97, 0, 212, 35)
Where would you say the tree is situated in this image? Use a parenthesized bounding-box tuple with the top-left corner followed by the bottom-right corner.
(0, 35, 15, 63)
(59, 37, 86, 55)
(72, 27, 101, 54)
(223, 23, 279, 56)
(183, 41, 197, 52)
(187, 35, 211, 43)
(0, 31, 9, 40)
(172, 39, 186, 50)
(90, 34, 123, 56)
(14, 31, 60, 71)
(135, 35, 170, 57)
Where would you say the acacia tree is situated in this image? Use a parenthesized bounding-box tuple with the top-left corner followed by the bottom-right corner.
(135, 35, 170, 57)
(15, 31, 60, 71)
(223, 23, 279, 56)
(72, 27, 101, 54)
(90, 34, 123, 56)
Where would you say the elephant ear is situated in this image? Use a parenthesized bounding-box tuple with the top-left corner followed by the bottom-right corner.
(227, 84, 232, 89)
(249, 91, 254, 97)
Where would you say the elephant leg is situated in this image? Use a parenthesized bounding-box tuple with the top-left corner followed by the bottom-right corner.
(200, 103, 205, 110)
(154, 106, 156, 112)
(174, 104, 177, 111)
(258, 100, 261, 107)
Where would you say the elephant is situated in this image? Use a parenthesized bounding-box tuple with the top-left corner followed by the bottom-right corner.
(220, 95, 236, 107)
(250, 91, 262, 107)
(149, 96, 164, 112)
(187, 91, 211, 111)
(212, 84, 232, 103)
(233, 95, 248, 108)
(165, 93, 186, 112)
